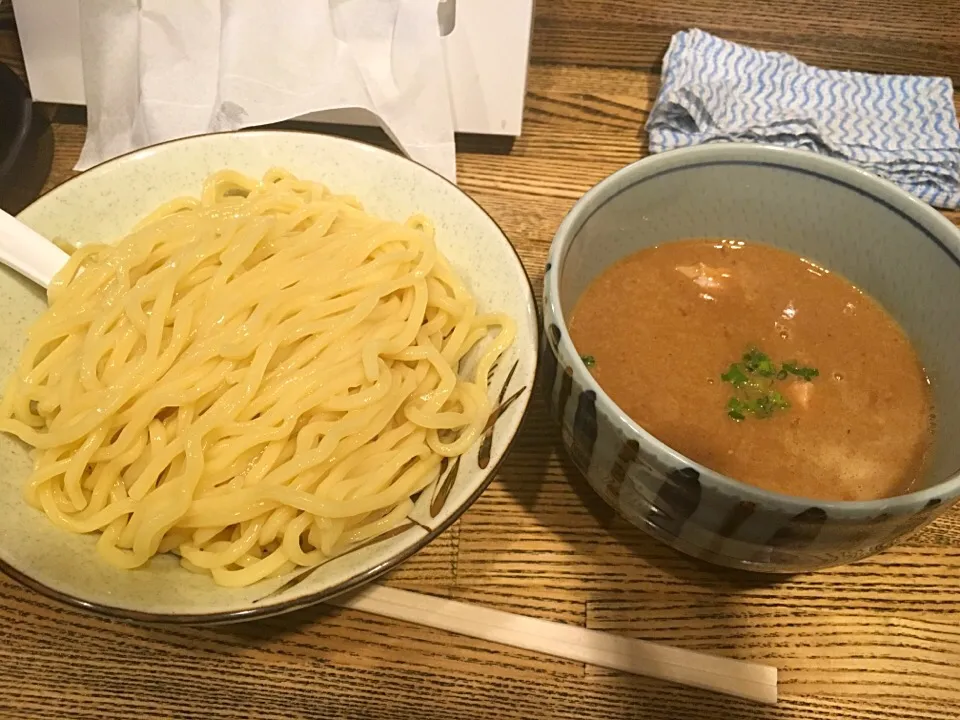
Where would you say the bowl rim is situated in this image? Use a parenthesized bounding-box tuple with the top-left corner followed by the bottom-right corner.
(3, 128, 541, 624)
(545, 142, 960, 516)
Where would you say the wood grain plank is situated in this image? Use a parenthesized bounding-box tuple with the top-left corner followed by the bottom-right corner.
(2, 6, 960, 720)
(587, 603, 960, 716)
(0, 1, 22, 80)
(532, 0, 960, 76)
(447, 585, 588, 626)
(381, 520, 460, 589)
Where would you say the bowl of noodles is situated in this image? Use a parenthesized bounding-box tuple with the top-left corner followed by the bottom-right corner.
(0, 131, 538, 622)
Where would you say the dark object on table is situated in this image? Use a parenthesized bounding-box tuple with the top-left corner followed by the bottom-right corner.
(0, 61, 31, 188)
(0, 61, 50, 214)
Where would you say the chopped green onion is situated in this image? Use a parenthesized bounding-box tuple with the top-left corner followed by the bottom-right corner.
(726, 397, 748, 421)
(721, 347, 816, 421)
(782, 361, 819, 381)
(742, 348, 778, 377)
(721, 363, 750, 387)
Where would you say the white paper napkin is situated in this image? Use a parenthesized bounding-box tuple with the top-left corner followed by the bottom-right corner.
(76, 0, 457, 181)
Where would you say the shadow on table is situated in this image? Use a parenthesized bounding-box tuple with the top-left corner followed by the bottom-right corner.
(48, 111, 518, 162)
(7, 104, 513, 212)
(490, 391, 787, 716)
(561, 455, 787, 591)
(209, 600, 343, 644)
(0, 103, 53, 214)
(499, 380, 787, 593)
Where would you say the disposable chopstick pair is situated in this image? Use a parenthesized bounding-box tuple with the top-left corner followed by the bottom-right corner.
(330, 584, 778, 705)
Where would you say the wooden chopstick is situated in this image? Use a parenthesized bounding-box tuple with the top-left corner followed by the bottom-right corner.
(330, 585, 778, 705)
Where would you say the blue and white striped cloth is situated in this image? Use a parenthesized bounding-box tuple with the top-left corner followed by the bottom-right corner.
(646, 29, 960, 208)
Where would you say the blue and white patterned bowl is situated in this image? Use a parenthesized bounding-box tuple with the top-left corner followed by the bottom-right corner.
(543, 143, 960, 573)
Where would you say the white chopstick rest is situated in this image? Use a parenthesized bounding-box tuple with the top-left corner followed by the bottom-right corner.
(330, 585, 778, 705)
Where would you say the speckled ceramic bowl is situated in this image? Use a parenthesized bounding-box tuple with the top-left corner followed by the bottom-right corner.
(0, 131, 538, 622)
(543, 143, 960, 573)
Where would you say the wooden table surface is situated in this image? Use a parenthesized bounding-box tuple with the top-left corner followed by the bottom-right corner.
(2, 2, 960, 719)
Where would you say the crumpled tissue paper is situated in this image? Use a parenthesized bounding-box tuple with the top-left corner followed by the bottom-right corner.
(77, 0, 457, 181)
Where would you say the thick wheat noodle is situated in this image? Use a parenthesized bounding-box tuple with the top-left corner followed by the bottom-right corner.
(0, 168, 515, 588)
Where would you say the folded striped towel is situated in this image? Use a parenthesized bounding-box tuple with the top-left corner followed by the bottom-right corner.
(646, 29, 960, 209)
